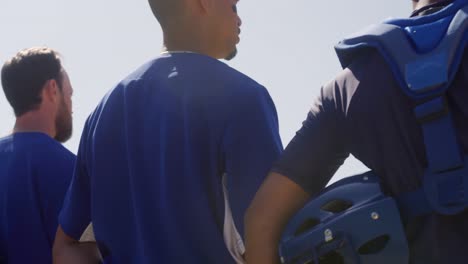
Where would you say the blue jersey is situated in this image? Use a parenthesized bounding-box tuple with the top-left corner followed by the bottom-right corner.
(0, 132, 76, 264)
(59, 53, 283, 263)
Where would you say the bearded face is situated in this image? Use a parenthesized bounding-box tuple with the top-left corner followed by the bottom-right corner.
(54, 92, 72, 143)
(225, 48, 238, 61)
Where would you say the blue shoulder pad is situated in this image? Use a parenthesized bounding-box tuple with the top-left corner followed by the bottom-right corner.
(335, 0, 468, 100)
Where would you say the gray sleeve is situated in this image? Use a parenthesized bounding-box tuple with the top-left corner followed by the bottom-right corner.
(272, 82, 350, 195)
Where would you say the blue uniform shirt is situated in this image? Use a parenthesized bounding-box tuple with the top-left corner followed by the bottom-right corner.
(59, 53, 283, 263)
(0, 132, 76, 264)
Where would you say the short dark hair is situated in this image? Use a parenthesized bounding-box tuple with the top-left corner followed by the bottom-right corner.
(1, 47, 63, 117)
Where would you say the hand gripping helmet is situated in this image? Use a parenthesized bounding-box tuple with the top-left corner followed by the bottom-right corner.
(279, 172, 409, 264)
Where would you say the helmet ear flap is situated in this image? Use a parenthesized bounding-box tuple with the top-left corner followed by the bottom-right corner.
(294, 218, 321, 237)
(320, 251, 345, 264)
(279, 172, 409, 264)
(321, 199, 353, 214)
(357, 234, 390, 255)
(293, 199, 354, 237)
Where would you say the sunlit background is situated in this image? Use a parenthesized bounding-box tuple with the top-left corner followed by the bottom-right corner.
(0, 0, 411, 183)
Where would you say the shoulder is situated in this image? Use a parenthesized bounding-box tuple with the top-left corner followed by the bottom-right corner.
(326, 49, 391, 92)
(199, 59, 271, 104)
(0, 135, 13, 149)
(168, 53, 265, 89)
(106, 53, 268, 98)
(29, 134, 76, 163)
(318, 50, 396, 115)
(3, 134, 76, 176)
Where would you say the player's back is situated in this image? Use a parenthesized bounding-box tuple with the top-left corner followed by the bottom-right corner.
(333, 48, 468, 263)
(0, 133, 74, 264)
(84, 53, 275, 263)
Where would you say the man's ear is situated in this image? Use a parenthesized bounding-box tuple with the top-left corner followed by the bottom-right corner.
(42, 79, 60, 103)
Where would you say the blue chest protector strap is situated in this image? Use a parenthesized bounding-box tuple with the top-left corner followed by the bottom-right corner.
(335, 0, 468, 217)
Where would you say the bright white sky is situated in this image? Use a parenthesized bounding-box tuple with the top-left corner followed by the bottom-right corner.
(0, 0, 411, 183)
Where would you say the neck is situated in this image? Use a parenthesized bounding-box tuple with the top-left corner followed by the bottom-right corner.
(163, 37, 215, 58)
(163, 34, 206, 55)
(13, 110, 55, 138)
(162, 21, 218, 58)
